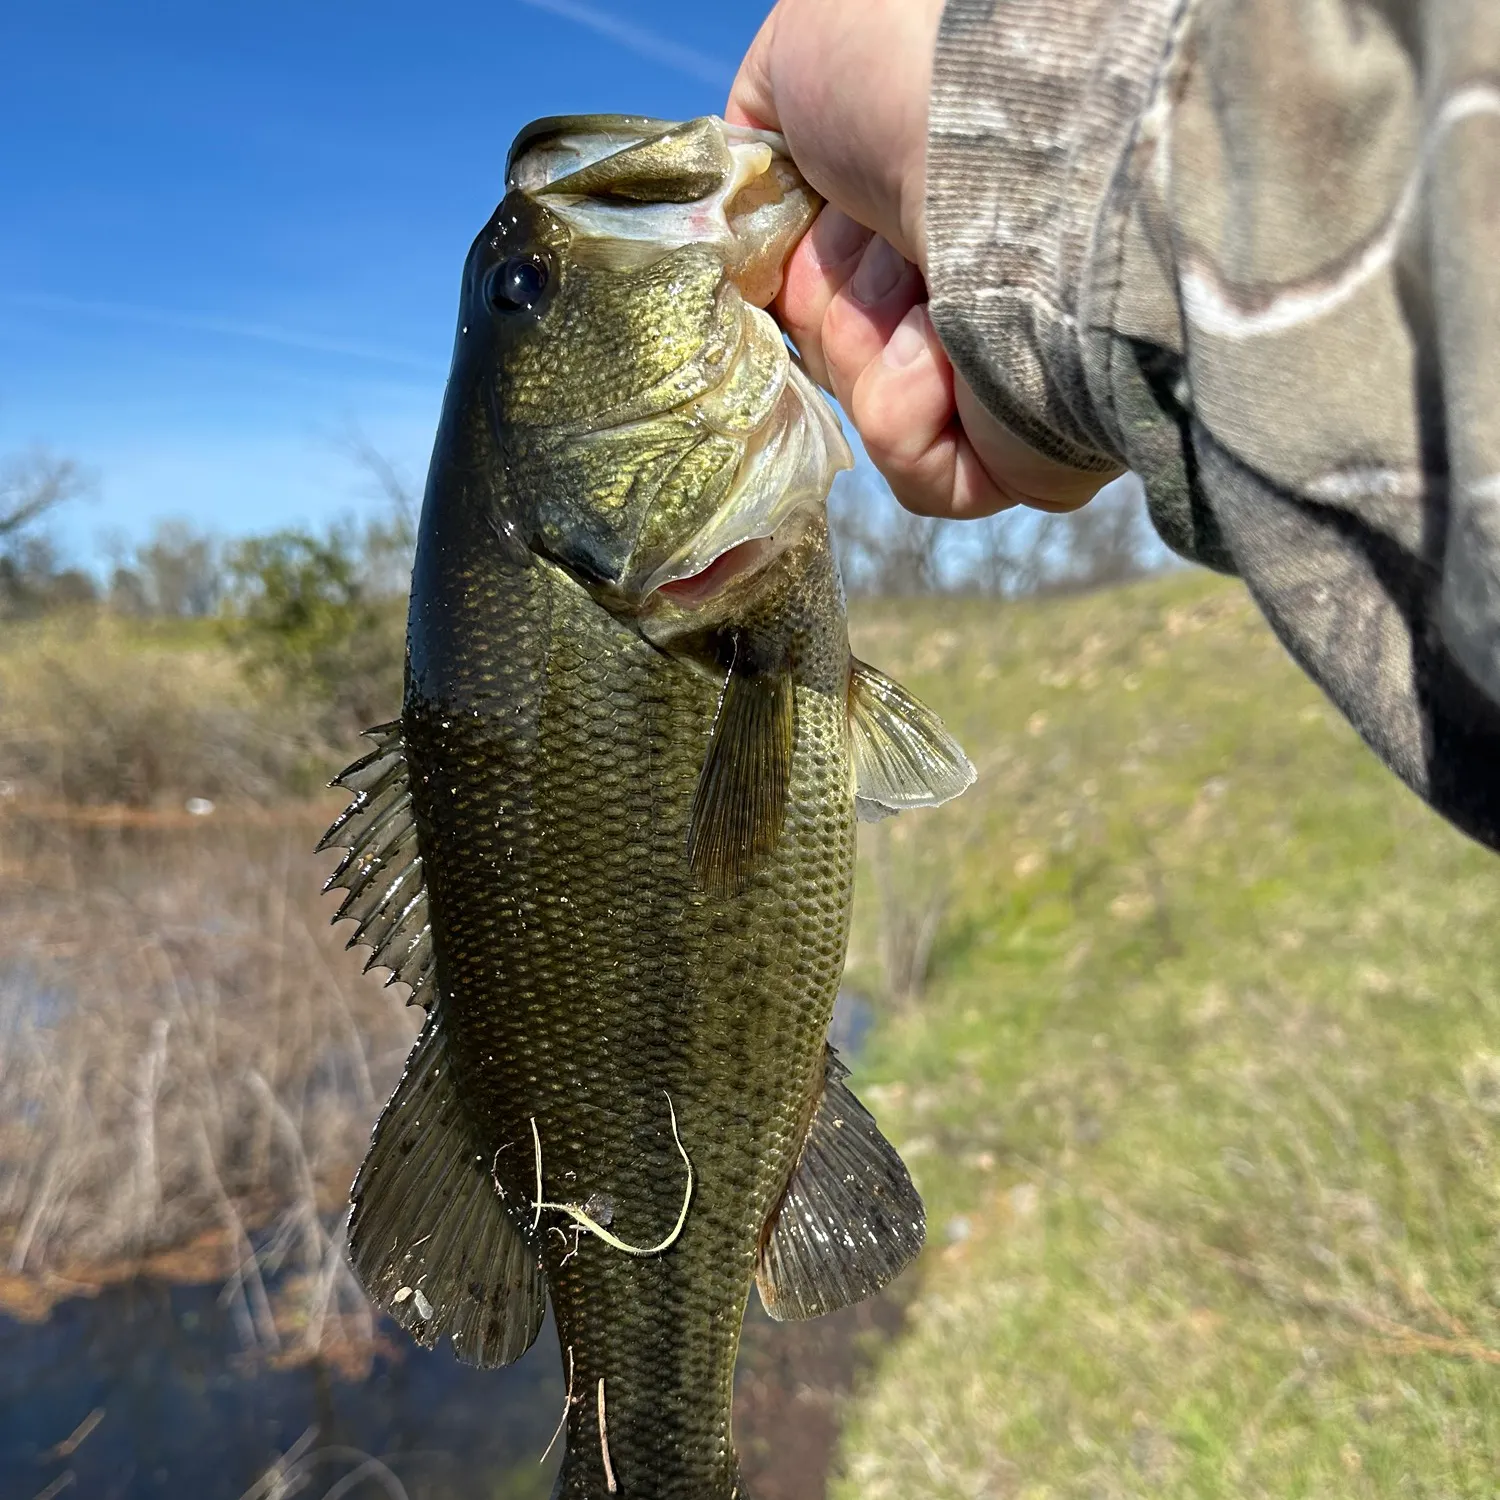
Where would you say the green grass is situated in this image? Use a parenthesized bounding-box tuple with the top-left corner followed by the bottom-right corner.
(836, 572, 1500, 1498)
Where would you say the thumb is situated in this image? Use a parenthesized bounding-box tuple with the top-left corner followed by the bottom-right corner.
(725, 7, 780, 129)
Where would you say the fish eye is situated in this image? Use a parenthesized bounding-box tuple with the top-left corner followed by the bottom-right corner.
(484, 254, 550, 315)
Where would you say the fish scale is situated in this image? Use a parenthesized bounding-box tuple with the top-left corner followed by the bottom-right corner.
(325, 114, 975, 1499)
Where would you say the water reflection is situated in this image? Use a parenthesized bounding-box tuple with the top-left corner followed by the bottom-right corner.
(2, 1282, 564, 1500)
(2, 1264, 894, 1500)
(0, 809, 882, 1499)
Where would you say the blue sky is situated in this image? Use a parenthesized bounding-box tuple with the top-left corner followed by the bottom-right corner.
(0, 0, 766, 561)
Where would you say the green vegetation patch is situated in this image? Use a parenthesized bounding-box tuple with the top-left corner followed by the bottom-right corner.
(837, 573, 1500, 1498)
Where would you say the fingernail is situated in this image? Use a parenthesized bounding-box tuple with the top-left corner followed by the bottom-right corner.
(883, 305, 930, 369)
(807, 208, 870, 270)
(850, 237, 905, 305)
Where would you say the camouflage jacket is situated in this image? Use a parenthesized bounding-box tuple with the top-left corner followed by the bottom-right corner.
(927, 0, 1500, 850)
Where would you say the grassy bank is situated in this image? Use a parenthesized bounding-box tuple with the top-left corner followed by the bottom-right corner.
(837, 573, 1500, 1496)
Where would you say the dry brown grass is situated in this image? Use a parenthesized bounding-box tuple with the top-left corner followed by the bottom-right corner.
(0, 610, 317, 805)
(0, 804, 417, 1363)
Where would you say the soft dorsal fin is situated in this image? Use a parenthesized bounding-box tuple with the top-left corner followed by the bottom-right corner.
(319, 722, 436, 1009)
(847, 659, 976, 822)
(756, 1048, 926, 1321)
(348, 1015, 548, 1368)
(686, 647, 795, 897)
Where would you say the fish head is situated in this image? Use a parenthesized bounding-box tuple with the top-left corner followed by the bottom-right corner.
(454, 114, 851, 614)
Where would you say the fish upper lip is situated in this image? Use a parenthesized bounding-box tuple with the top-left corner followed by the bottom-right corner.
(509, 115, 821, 310)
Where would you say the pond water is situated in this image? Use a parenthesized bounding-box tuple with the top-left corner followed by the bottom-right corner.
(1, 1280, 566, 1500)
(0, 993, 879, 1500)
(0, 1265, 889, 1500)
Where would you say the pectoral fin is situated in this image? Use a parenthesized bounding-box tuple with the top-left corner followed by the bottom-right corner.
(686, 648, 795, 896)
(847, 659, 976, 822)
(348, 1015, 547, 1369)
(756, 1048, 926, 1321)
(320, 722, 436, 1009)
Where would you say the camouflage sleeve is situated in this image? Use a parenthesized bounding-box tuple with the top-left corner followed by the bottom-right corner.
(926, 0, 1500, 851)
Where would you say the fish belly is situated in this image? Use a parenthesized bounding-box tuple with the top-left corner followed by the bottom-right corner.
(405, 555, 855, 1499)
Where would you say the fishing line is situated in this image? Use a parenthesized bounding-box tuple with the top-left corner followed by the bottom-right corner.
(540, 1346, 575, 1465)
(527, 1091, 694, 1256)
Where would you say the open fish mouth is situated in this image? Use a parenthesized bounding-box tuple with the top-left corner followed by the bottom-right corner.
(508, 114, 817, 308)
(649, 535, 783, 609)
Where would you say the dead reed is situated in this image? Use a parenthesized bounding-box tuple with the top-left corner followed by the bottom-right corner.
(0, 804, 416, 1362)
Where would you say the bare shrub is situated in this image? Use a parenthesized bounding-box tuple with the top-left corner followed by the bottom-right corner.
(832, 465, 1168, 599)
(0, 812, 416, 1355)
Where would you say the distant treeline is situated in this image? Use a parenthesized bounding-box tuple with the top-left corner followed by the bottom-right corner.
(829, 467, 1167, 598)
(1, 446, 1168, 738)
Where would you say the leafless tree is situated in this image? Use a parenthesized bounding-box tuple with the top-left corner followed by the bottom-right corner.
(830, 468, 952, 595)
(965, 510, 1060, 597)
(133, 519, 223, 617)
(340, 430, 419, 598)
(830, 462, 1165, 600)
(1045, 472, 1154, 592)
(343, 431, 419, 533)
(0, 449, 96, 613)
(0, 449, 90, 541)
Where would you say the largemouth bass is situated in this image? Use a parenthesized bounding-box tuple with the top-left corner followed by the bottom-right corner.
(321, 115, 974, 1499)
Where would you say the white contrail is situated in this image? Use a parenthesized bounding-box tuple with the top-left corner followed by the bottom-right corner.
(515, 0, 735, 90)
(6, 290, 443, 374)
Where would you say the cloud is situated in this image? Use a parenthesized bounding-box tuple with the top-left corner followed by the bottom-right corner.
(4, 290, 443, 374)
(514, 0, 735, 91)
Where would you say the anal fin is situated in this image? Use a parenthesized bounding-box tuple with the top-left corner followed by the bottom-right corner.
(687, 646, 795, 896)
(756, 1048, 926, 1321)
(348, 1015, 547, 1368)
(847, 659, 975, 822)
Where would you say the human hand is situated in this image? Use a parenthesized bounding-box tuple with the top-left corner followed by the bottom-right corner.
(728, 0, 1121, 518)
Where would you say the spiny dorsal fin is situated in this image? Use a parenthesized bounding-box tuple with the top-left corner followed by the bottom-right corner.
(755, 1048, 926, 1321)
(686, 650, 795, 897)
(319, 722, 436, 1010)
(847, 659, 976, 823)
(348, 1015, 548, 1369)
